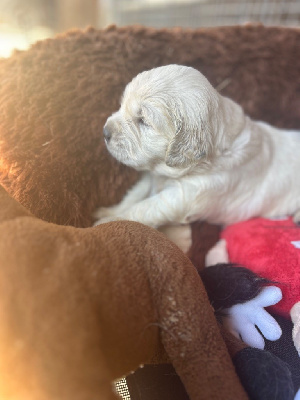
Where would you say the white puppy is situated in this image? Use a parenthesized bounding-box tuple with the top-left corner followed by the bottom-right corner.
(94, 65, 300, 248)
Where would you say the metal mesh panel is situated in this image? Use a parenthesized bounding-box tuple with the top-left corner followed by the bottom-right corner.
(115, 378, 131, 400)
(104, 0, 300, 28)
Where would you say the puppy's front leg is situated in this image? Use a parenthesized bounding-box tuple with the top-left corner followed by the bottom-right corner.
(93, 172, 152, 222)
(95, 187, 185, 228)
(158, 224, 192, 254)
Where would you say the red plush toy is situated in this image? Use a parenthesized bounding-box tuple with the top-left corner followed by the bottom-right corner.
(205, 216, 300, 356)
(205, 216, 300, 399)
(221, 216, 300, 318)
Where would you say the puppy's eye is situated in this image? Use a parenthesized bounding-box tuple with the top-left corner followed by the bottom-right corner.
(138, 117, 149, 127)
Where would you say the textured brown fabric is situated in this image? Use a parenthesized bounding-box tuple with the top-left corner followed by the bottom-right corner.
(0, 24, 299, 231)
(0, 186, 247, 400)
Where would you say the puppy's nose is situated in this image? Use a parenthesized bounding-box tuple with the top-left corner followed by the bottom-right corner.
(103, 126, 112, 143)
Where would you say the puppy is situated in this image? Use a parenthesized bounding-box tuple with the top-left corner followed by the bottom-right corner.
(94, 64, 300, 244)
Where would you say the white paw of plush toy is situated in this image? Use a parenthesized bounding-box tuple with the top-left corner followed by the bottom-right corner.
(291, 301, 300, 356)
(222, 286, 283, 349)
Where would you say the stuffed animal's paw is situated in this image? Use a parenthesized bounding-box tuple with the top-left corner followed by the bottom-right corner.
(222, 286, 282, 349)
(291, 301, 300, 356)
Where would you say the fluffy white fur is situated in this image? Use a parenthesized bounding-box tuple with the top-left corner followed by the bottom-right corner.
(94, 65, 300, 241)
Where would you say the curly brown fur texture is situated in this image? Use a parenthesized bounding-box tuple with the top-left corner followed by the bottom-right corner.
(0, 186, 248, 400)
(0, 25, 299, 231)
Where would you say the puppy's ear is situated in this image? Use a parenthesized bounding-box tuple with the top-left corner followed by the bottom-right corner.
(165, 112, 210, 168)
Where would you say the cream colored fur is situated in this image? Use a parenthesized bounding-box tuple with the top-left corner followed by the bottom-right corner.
(94, 65, 300, 248)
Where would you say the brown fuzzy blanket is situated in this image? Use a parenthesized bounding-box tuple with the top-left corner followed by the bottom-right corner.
(0, 24, 299, 399)
(0, 186, 247, 400)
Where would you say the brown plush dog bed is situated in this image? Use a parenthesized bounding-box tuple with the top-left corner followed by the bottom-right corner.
(0, 24, 299, 399)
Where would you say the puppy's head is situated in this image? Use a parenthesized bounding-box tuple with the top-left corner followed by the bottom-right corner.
(103, 65, 221, 175)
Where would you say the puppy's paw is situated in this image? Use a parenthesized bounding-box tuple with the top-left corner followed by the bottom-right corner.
(93, 216, 124, 226)
(158, 224, 192, 254)
(93, 205, 120, 220)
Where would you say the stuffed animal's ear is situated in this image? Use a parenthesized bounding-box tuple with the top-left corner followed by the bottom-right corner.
(165, 115, 210, 168)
